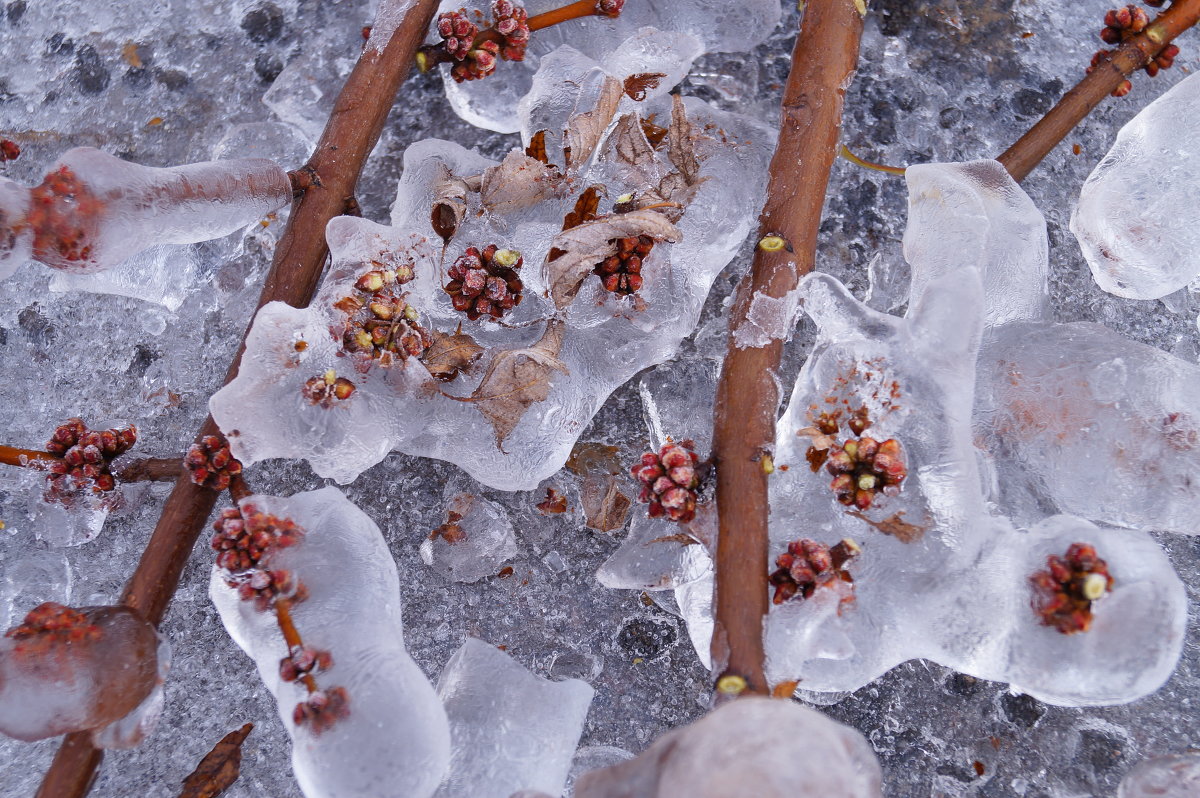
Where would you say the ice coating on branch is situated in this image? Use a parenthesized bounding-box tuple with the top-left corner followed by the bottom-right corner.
(0, 604, 161, 742)
(209, 487, 451, 798)
(976, 320, 1200, 533)
(762, 270, 1186, 706)
(0, 177, 33, 280)
(435, 637, 594, 798)
(572, 696, 883, 798)
(366, 0, 419, 53)
(437, 0, 779, 133)
(904, 160, 1049, 326)
(1118, 753, 1200, 798)
(212, 59, 772, 490)
(1072, 71, 1200, 299)
(420, 492, 518, 582)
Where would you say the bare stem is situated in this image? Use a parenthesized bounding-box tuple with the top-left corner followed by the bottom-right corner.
(0, 445, 181, 483)
(274, 599, 319, 694)
(38, 1, 441, 794)
(710, 0, 865, 697)
(999, 0, 1200, 182)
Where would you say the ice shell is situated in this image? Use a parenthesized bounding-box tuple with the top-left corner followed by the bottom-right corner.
(572, 696, 882, 798)
(210, 487, 451, 798)
(1119, 752, 1200, 798)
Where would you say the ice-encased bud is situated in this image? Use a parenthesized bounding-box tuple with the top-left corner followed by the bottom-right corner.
(435, 638, 594, 798)
(21, 147, 290, 275)
(210, 487, 451, 798)
(975, 319, 1200, 534)
(0, 604, 160, 742)
(1071, 71, 1200, 299)
(904, 160, 1049, 326)
(0, 176, 33, 280)
(572, 696, 882, 797)
(212, 55, 772, 491)
(1119, 752, 1200, 798)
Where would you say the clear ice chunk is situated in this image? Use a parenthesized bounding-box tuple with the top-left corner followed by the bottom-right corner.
(210, 487, 451, 798)
(572, 696, 883, 798)
(0, 177, 33, 280)
(439, 0, 779, 133)
(904, 160, 1049, 327)
(0, 604, 161, 742)
(212, 61, 772, 490)
(1072, 71, 1200, 299)
(420, 492, 518, 583)
(435, 637, 594, 798)
(1119, 752, 1200, 798)
(975, 319, 1200, 534)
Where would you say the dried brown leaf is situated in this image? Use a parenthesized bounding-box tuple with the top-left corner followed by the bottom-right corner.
(846, 510, 927, 543)
(421, 326, 484, 382)
(623, 72, 667, 102)
(648, 532, 701, 546)
(581, 472, 632, 533)
(641, 116, 668, 149)
(566, 442, 622, 476)
(562, 185, 603, 231)
(545, 209, 681, 309)
(525, 129, 550, 164)
(771, 680, 800, 699)
(179, 723, 253, 798)
(667, 94, 703, 186)
(563, 75, 623, 172)
(465, 321, 568, 447)
(480, 150, 564, 215)
(430, 162, 470, 243)
(612, 113, 658, 187)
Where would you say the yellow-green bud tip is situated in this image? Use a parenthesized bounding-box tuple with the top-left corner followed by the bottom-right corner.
(761, 454, 775, 475)
(323, 369, 337, 385)
(1082, 573, 1108, 601)
(716, 674, 748, 696)
(493, 248, 522, 268)
(758, 235, 787, 252)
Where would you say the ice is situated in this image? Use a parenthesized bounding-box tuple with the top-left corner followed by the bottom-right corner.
(976, 319, 1200, 534)
(211, 59, 772, 490)
(0, 177, 33, 280)
(0, 550, 71, 629)
(572, 696, 883, 797)
(210, 487, 451, 798)
(904, 160, 1049, 327)
(731, 286, 804, 349)
(438, 0, 780, 133)
(0, 604, 162, 743)
(419, 491, 518, 583)
(1072, 71, 1200, 300)
(1118, 753, 1200, 798)
(761, 268, 1186, 706)
(435, 637, 594, 798)
(263, 49, 353, 145)
(90, 633, 171, 749)
(1, 147, 291, 304)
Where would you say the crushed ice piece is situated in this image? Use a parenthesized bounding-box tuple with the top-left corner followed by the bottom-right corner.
(761, 269, 1185, 706)
(212, 58, 771, 491)
(730, 284, 804, 349)
(1072, 71, 1200, 299)
(596, 510, 711, 591)
(975, 319, 1200, 534)
(435, 637, 594, 798)
(441, 0, 779, 134)
(0, 604, 162, 742)
(572, 696, 882, 797)
(420, 492, 518, 583)
(1, 550, 72, 628)
(1118, 752, 1200, 798)
(210, 487, 451, 798)
(904, 159, 1049, 327)
(263, 50, 353, 144)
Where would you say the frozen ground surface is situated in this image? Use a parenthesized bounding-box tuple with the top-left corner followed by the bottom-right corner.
(2, 0, 1200, 796)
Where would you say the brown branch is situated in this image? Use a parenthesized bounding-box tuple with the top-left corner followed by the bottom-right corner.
(0, 445, 58, 467)
(274, 599, 319, 694)
(999, 0, 1200, 182)
(37, 1, 440, 794)
(710, 0, 865, 696)
(1, 445, 180, 482)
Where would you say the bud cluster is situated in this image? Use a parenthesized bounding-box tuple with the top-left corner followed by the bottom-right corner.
(0, 139, 19, 162)
(184, 434, 243, 491)
(211, 505, 305, 612)
(301, 370, 357, 407)
(492, 1, 530, 62)
(293, 685, 351, 734)
(1090, 4, 1181, 96)
(825, 436, 907, 510)
(335, 265, 430, 367)
(594, 234, 654, 295)
(1030, 542, 1113, 634)
(444, 244, 525, 321)
(44, 417, 137, 497)
(631, 440, 703, 523)
(28, 166, 104, 271)
(769, 538, 861, 605)
(4, 602, 101, 657)
(279, 644, 333, 683)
